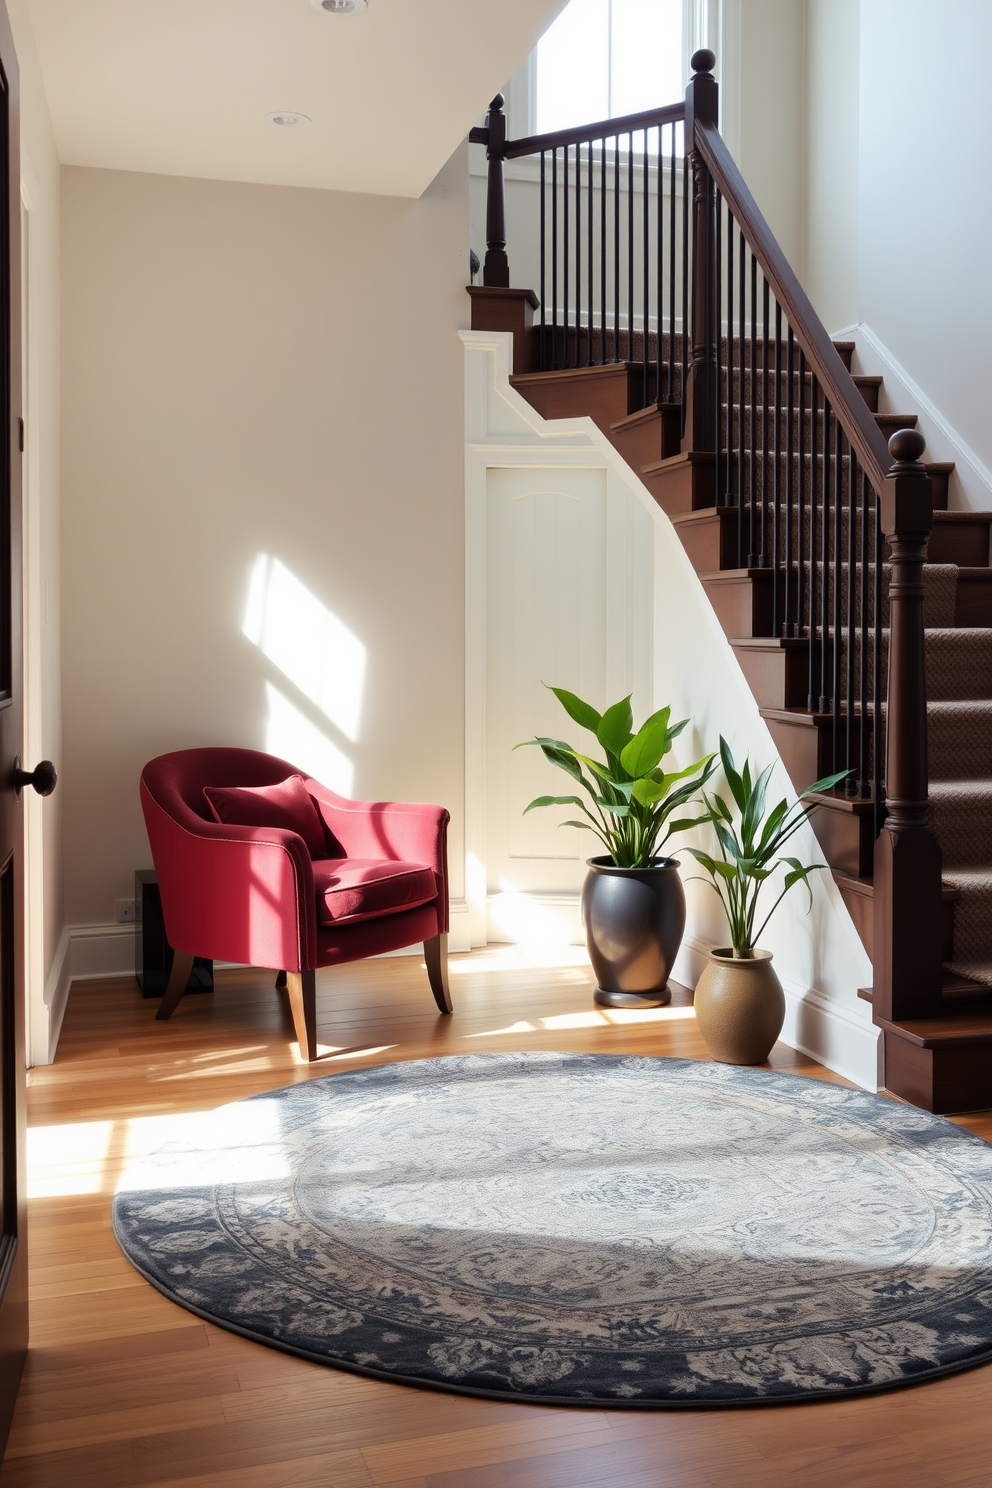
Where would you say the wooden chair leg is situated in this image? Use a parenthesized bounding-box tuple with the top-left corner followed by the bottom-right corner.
(275, 970, 287, 990)
(286, 970, 318, 1061)
(424, 933, 452, 1014)
(155, 950, 195, 1021)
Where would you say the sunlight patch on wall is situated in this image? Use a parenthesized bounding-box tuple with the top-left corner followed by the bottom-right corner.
(244, 554, 366, 741)
(265, 682, 354, 795)
(488, 880, 585, 951)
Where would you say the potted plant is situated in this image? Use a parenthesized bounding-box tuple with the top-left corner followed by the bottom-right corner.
(518, 688, 715, 1008)
(683, 736, 847, 1064)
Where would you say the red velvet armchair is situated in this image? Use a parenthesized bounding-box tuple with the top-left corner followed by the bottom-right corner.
(139, 747, 451, 1060)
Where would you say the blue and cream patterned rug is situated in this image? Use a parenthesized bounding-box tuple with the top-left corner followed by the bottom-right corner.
(112, 1052, 992, 1406)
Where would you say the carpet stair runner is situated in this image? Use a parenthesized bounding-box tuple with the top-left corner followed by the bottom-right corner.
(506, 336, 992, 1112)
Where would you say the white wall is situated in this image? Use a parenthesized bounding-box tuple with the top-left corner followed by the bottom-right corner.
(856, 0, 992, 492)
(722, 0, 806, 272)
(803, 0, 859, 334)
(60, 151, 469, 931)
(8, 0, 63, 1062)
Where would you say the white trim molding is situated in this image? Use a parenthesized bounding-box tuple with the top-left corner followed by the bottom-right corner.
(33, 921, 133, 1067)
(852, 323, 992, 513)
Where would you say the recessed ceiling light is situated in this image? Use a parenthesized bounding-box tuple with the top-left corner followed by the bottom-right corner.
(312, 0, 368, 13)
(265, 112, 311, 128)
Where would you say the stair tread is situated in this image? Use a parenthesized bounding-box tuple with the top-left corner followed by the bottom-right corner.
(858, 971, 992, 1006)
(670, 507, 738, 528)
(610, 403, 677, 433)
(840, 877, 962, 902)
(731, 635, 810, 651)
(510, 362, 634, 386)
(874, 1011, 992, 1046)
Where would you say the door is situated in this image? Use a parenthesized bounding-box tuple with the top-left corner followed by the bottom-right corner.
(0, 2, 25, 1454)
(485, 464, 653, 930)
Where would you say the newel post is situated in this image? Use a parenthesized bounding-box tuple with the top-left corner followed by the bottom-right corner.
(483, 93, 509, 288)
(873, 428, 943, 1023)
(681, 49, 719, 458)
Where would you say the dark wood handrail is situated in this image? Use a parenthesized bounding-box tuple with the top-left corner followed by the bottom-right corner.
(694, 120, 891, 493)
(502, 101, 685, 159)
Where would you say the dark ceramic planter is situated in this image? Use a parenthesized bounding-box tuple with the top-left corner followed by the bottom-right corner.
(581, 856, 686, 1009)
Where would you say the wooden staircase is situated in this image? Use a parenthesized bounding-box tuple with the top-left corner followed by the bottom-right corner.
(467, 50, 992, 1114)
(504, 346, 992, 1113)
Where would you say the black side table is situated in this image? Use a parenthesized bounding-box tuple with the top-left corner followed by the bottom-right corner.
(135, 869, 214, 999)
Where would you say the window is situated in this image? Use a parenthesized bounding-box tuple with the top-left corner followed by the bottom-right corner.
(536, 0, 684, 136)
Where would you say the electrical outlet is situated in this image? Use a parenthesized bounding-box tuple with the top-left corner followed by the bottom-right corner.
(116, 898, 137, 924)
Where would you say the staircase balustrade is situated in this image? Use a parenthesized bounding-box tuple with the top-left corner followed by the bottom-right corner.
(470, 49, 944, 1045)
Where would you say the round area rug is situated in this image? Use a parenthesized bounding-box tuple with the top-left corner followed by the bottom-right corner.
(112, 1052, 992, 1406)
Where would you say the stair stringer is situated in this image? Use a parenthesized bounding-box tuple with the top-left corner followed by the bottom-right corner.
(461, 328, 877, 1089)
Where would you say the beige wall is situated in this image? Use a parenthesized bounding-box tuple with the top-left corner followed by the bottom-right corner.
(61, 152, 469, 927)
(8, 0, 62, 1012)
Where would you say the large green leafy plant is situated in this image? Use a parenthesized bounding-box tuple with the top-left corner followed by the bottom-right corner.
(517, 687, 715, 869)
(683, 736, 848, 958)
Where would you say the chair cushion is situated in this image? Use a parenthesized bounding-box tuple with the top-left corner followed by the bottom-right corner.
(312, 858, 436, 927)
(203, 776, 328, 859)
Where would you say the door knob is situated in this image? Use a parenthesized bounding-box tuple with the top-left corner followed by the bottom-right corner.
(12, 757, 57, 798)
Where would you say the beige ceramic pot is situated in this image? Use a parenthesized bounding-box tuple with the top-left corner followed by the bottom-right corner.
(693, 948, 785, 1065)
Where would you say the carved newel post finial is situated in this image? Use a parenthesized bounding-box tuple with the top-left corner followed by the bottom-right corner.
(681, 50, 719, 458)
(888, 426, 927, 470)
(873, 424, 943, 1023)
(483, 93, 509, 288)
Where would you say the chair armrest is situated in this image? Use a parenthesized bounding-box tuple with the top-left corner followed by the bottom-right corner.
(305, 782, 450, 932)
(141, 784, 318, 972)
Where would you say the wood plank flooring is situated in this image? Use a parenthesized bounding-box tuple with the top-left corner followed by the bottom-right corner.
(4, 949, 992, 1488)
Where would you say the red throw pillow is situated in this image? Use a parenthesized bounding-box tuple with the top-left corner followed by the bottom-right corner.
(203, 775, 327, 859)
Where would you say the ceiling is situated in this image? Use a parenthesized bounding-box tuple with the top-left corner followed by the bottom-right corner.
(26, 0, 565, 198)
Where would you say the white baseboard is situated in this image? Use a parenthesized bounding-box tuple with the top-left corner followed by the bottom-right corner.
(681, 935, 880, 1092)
(479, 914, 879, 1091)
(33, 900, 472, 1066)
(486, 891, 584, 946)
(34, 925, 71, 1068)
(851, 323, 992, 513)
(30, 921, 134, 1068)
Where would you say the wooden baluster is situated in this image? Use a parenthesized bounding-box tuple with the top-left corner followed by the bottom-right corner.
(873, 429, 943, 1023)
(681, 48, 719, 460)
(483, 94, 509, 288)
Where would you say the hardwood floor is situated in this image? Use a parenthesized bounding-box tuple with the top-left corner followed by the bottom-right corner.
(3, 949, 992, 1488)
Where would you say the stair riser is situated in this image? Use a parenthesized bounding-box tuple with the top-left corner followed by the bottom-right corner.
(928, 708, 992, 780)
(883, 1034, 992, 1114)
(672, 507, 982, 575)
(609, 406, 682, 468)
(733, 641, 818, 709)
(811, 804, 875, 879)
(926, 633, 992, 701)
(701, 572, 774, 638)
(720, 403, 909, 452)
(763, 713, 868, 800)
(928, 519, 991, 566)
(511, 366, 643, 430)
(930, 794, 992, 869)
(835, 875, 874, 957)
(640, 455, 715, 514)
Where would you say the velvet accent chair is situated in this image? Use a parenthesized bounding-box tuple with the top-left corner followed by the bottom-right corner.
(139, 747, 451, 1060)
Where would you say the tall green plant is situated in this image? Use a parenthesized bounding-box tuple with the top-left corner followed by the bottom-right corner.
(516, 687, 715, 869)
(683, 736, 848, 957)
